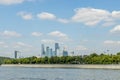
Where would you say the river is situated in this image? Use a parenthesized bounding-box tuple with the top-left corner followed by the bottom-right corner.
(0, 67, 120, 80)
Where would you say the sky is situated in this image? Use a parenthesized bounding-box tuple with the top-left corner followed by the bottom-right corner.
(0, 0, 120, 57)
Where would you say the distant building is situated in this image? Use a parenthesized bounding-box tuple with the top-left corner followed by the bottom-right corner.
(46, 46, 49, 57)
(63, 50, 68, 56)
(49, 48, 53, 57)
(14, 50, 19, 59)
(41, 44, 45, 57)
(40, 43, 69, 57)
(55, 43, 59, 56)
(45, 47, 53, 58)
(71, 51, 74, 56)
(52, 51, 56, 57)
(56, 49, 60, 56)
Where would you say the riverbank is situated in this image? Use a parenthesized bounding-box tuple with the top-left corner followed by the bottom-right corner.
(1, 64, 120, 69)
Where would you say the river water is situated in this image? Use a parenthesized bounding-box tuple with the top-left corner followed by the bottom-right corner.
(0, 67, 120, 80)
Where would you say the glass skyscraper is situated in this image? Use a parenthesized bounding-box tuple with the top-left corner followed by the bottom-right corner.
(41, 44, 45, 57)
(14, 50, 17, 59)
(55, 43, 59, 56)
(41, 43, 69, 57)
(63, 50, 68, 56)
(46, 46, 49, 57)
(49, 48, 53, 57)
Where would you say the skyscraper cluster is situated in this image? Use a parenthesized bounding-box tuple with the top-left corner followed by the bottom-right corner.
(14, 43, 69, 59)
(41, 43, 68, 57)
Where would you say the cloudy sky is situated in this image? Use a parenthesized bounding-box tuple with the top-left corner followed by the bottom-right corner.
(0, 0, 120, 57)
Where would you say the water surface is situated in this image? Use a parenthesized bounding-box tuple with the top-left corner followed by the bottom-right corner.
(0, 67, 120, 80)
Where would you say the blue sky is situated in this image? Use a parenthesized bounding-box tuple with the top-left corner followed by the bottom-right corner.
(0, 0, 120, 57)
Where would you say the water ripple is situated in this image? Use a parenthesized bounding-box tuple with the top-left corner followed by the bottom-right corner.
(9, 77, 64, 80)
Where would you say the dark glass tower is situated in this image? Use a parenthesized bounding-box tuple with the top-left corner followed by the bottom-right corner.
(55, 43, 59, 56)
(50, 48, 53, 57)
(41, 44, 45, 57)
(14, 50, 18, 59)
(63, 50, 68, 56)
(46, 46, 49, 57)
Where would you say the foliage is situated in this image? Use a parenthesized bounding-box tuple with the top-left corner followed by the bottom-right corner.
(3, 52, 120, 64)
(0, 56, 11, 64)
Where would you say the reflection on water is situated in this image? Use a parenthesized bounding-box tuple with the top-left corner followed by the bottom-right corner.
(9, 77, 63, 80)
(10, 78, 47, 80)
(0, 67, 120, 80)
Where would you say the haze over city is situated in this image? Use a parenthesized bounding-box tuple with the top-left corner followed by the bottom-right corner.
(0, 0, 120, 57)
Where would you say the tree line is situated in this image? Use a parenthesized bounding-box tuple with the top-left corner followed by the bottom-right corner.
(0, 56, 11, 65)
(3, 52, 120, 64)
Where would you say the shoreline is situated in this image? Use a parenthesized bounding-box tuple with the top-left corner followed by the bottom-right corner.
(1, 64, 120, 69)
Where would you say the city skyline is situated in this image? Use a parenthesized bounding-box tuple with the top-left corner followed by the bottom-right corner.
(0, 0, 120, 57)
(41, 43, 68, 58)
(14, 42, 68, 58)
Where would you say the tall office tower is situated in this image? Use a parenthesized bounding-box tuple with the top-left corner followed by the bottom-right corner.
(62, 46, 68, 56)
(52, 51, 55, 57)
(63, 50, 68, 56)
(14, 50, 18, 59)
(55, 43, 59, 56)
(41, 44, 45, 57)
(49, 48, 53, 57)
(58, 48, 63, 57)
(46, 46, 49, 57)
(71, 51, 74, 56)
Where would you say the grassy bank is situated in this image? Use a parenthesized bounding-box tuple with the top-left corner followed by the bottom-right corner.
(2, 64, 120, 69)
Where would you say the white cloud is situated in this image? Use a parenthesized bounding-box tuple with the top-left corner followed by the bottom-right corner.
(112, 11, 120, 19)
(104, 40, 116, 44)
(41, 39, 56, 44)
(31, 32, 43, 37)
(37, 12, 56, 20)
(102, 21, 116, 27)
(48, 31, 71, 42)
(0, 0, 25, 5)
(37, 12, 70, 23)
(14, 42, 32, 48)
(0, 41, 8, 48)
(0, 41, 5, 45)
(15, 7, 120, 26)
(110, 25, 120, 33)
(35, 8, 120, 26)
(75, 45, 87, 51)
(0, 0, 34, 5)
(71, 7, 111, 26)
(71, 8, 120, 26)
(104, 40, 120, 45)
(0, 30, 22, 38)
(48, 31, 68, 38)
(58, 18, 69, 23)
(17, 12, 33, 20)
